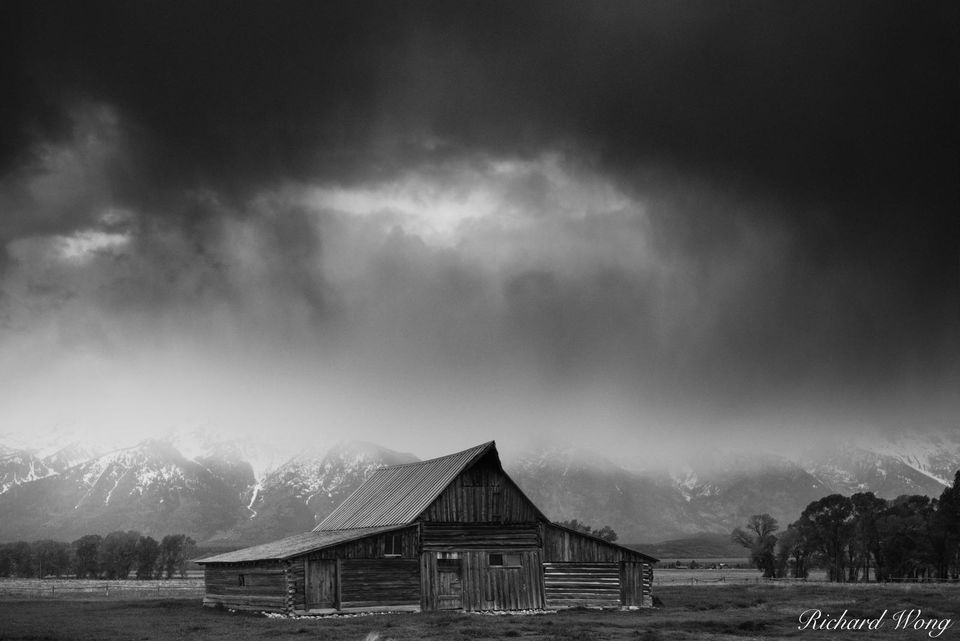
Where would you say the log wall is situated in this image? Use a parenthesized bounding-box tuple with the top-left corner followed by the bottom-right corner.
(287, 558, 307, 612)
(641, 563, 653, 608)
(543, 562, 620, 609)
(541, 525, 655, 609)
(203, 563, 287, 612)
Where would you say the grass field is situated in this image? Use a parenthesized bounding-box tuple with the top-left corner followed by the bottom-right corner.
(2, 583, 959, 640)
(652, 568, 830, 585)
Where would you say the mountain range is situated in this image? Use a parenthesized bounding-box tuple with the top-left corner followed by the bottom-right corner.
(1, 429, 957, 546)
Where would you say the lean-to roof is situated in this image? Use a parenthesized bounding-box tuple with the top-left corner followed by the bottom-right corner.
(195, 525, 408, 563)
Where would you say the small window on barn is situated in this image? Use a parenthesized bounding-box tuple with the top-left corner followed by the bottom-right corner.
(489, 553, 522, 568)
(238, 573, 245, 586)
(383, 534, 402, 557)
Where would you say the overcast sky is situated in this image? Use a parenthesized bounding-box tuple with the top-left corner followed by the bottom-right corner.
(2, 1, 957, 460)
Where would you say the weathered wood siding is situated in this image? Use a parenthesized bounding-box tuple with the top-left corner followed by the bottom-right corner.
(421, 452, 540, 523)
(542, 524, 648, 563)
(421, 523, 539, 550)
(203, 563, 287, 612)
(311, 526, 419, 559)
(286, 527, 419, 612)
(287, 558, 308, 612)
(543, 562, 620, 609)
(420, 551, 439, 610)
(420, 549, 544, 611)
(339, 559, 421, 609)
(620, 561, 649, 607)
(305, 558, 337, 610)
(641, 563, 653, 607)
(541, 525, 654, 608)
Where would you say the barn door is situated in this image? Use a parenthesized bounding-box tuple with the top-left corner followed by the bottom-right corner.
(305, 559, 337, 610)
(437, 558, 463, 610)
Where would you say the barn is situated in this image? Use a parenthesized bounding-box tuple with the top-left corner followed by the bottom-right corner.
(196, 441, 657, 614)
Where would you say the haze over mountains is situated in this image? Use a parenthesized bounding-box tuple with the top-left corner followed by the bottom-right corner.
(1, 429, 957, 546)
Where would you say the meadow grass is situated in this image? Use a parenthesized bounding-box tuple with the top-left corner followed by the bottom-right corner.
(1, 583, 958, 640)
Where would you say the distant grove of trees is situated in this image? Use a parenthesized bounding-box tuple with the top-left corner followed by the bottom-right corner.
(558, 519, 618, 542)
(0, 532, 196, 579)
(733, 471, 960, 582)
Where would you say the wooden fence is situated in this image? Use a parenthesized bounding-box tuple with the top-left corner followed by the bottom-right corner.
(0, 578, 204, 599)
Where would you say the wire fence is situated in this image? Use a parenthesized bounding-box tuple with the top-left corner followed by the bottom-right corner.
(0, 578, 204, 599)
(653, 574, 807, 586)
(653, 572, 960, 587)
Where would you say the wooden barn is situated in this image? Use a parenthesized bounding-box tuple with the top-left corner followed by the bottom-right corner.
(196, 441, 657, 614)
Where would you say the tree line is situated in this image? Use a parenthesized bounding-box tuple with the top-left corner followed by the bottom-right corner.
(0, 532, 197, 579)
(733, 470, 960, 582)
(557, 519, 618, 542)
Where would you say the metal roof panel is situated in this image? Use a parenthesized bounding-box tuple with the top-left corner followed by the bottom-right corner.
(315, 441, 495, 530)
(195, 525, 408, 563)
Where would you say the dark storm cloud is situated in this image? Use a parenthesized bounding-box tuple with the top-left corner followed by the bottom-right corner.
(1, 1, 957, 439)
(6, 1, 956, 198)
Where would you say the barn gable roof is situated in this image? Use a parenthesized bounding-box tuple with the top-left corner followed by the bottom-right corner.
(195, 525, 409, 563)
(316, 440, 544, 530)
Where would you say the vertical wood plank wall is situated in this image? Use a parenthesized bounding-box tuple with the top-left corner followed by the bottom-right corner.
(620, 561, 642, 607)
(313, 527, 419, 559)
(421, 523, 540, 550)
(619, 561, 653, 607)
(421, 549, 544, 611)
(304, 558, 336, 610)
(419, 551, 438, 611)
(421, 452, 540, 523)
(339, 559, 421, 609)
(543, 525, 630, 562)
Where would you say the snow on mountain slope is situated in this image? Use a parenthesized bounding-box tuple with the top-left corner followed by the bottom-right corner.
(0, 447, 57, 494)
(506, 444, 829, 542)
(0, 439, 254, 542)
(801, 430, 960, 499)
(208, 440, 420, 545)
(869, 430, 960, 488)
(41, 442, 106, 472)
(0, 427, 957, 545)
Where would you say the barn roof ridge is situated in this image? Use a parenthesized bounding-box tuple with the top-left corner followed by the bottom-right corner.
(314, 441, 501, 530)
(378, 440, 496, 470)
